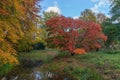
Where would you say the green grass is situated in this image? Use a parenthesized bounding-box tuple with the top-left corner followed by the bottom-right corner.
(17, 50, 120, 80)
(19, 49, 58, 63)
(75, 51, 120, 79)
(76, 51, 120, 69)
(0, 63, 14, 76)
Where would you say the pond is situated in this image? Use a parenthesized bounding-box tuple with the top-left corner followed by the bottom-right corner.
(1, 59, 76, 80)
(2, 67, 76, 80)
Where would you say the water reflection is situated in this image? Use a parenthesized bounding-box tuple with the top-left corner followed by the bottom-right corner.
(34, 71, 42, 80)
(2, 59, 76, 80)
(3, 67, 76, 80)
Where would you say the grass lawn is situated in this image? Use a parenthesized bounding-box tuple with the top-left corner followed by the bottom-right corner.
(19, 49, 59, 62)
(19, 49, 120, 80)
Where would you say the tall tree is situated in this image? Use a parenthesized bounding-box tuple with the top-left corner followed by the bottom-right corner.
(15, 0, 41, 52)
(103, 0, 120, 49)
(96, 13, 107, 23)
(43, 11, 60, 21)
(46, 16, 107, 54)
(0, 0, 41, 71)
(110, 0, 120, 21)
(79, 9, 97, 22)
(35, 11, 60, 45)
(102, 18, 120, 49)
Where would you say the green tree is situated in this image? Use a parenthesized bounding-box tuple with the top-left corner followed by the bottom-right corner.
(101, 0, 120, 49)
(110, 0, 120, 21)
(38, 11, 60, 47)
(79, 9, 97, 22)
(43, 11, 60, 21)
(102, 18, 120, 49)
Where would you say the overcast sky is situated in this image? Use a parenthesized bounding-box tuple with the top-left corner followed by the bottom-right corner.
(40, 0, 111, 18)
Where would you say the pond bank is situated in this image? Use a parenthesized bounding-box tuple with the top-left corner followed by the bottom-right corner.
(1, 50, 120, 80)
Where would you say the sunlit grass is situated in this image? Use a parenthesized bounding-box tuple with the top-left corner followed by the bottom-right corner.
(19, 49, 58, 62)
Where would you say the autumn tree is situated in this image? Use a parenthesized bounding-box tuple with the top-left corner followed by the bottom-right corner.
(0, 0, 40, 74)
(15, 0, 41, 52)
(46, 16, 107, 54)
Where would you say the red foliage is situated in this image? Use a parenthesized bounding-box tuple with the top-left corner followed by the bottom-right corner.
(46, 16, 107, 53)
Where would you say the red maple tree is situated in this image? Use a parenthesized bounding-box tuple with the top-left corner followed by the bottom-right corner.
(46, 16, 107, 54)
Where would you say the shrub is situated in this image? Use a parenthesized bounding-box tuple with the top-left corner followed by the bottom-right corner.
(73, 48, 86, 55)
(32, 42, 45, 50)
(15, 39, 33, 52)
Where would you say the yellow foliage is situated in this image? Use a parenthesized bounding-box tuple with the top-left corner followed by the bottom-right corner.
(35, 28, 47, 43)
(0, 0, 40, 67)
(0, 0, 23, 67)
(0, 50, 18, 66)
